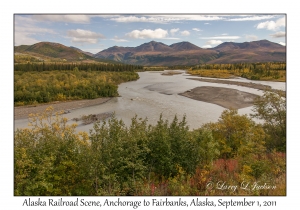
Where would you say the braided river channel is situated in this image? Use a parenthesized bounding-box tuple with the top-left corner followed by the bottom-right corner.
(14, 70, 286, 132)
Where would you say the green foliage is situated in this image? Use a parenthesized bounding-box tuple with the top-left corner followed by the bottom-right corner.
(251, 90, 286, 152)
(189, 62, 286, 81)
(14, 62, 143, 72)
(14, 107, 91, 195)
(14, 70, 139, 105)
(169, 115, 199, 174)
(14, 54, 42, 63)
(147, 115, 173, 178)
(146, 115, 200, 179)
(193, 128, 220, 166)
(204, 109, 266, 158)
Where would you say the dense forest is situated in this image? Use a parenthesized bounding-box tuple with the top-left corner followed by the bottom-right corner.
(14, 90, 286, 196)
(14, 70, 139, 106)
(14, 62, 143, 72)
(188, 62, 286, 81)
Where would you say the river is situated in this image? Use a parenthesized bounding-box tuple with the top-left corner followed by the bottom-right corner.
(14, 70, 286, 132)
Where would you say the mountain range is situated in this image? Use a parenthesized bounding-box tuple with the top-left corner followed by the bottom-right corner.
(15, 40, 286, 66)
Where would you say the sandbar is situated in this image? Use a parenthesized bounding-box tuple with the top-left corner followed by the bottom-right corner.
(179, 86, 258, 109)
(14, 97, 112, 120)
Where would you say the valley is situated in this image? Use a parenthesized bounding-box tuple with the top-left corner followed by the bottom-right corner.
(14, 38, 286, 196)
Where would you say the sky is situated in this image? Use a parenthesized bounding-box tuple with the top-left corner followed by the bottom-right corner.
(14, 14, 286, 54)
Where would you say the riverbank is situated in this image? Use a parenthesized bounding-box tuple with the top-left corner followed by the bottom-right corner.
(188, 78, 272, 90)
(188, 77, 285, 96)
(179, 86, 258, 109)
(14, 97, 112, 120)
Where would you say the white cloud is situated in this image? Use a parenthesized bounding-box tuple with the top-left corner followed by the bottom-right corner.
(277, 17, 285, 25)
(67, 29, 105, 39)
(15, 27, 56, 45)
(14, 33, 40, 46)
(162, 37, 181, 40)
(202, 45, 212, 48)
(32, 15, 91, 23)
(221, 33, 228, 36)
(110, 15, 224, 23)
(158, 15, 225, 21)
(227, 15, 276, 21)
(15, 15, 37, 25)
(170, 28, 179, 36)
(245, 35, 258, 41)
(270, 31, 286, 38)
(257, 17, 285, 31)
(257, 21, 276, 30)
(204, 23, 210, 25)
(106, 15, 279, 24)
(110, 36, 129, 42)
(206, 40, 223, 45)
(70, 38, 97, 43)
(181, 30, 190, 36)
(192, 28, 201, 31)
(126, 28, 168, 39)
(111, 16, 154, 23)
(200, 36, 240, 40)
(67, 29, 105, 44)
(279, 42, 286, 46)
(16, 26, 55, 34)
(14, 15, 56, 46)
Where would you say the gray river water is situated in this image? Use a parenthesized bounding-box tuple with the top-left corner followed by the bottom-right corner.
(14, 70, 286, 132)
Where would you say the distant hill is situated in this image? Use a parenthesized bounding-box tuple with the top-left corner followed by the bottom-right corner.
(134, 41, 173, 52)
(169, 41, 202, 51)
(213, 40, 284, 51)
(94, 40, 286, 66)
(14, 42, 93, 61)
(209, 40, 286, 64)
(95, 41, 219, 66)
(14, 42, 120, 64)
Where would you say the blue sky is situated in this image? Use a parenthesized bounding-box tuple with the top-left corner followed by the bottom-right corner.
(15, 14, 286, 54)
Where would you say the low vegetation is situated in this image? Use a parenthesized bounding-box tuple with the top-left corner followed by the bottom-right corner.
(14, 54, 43, 63)
(14, 91, 286, 196)
(188, 62, 286, 82)
(73, 113, 113, 125)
